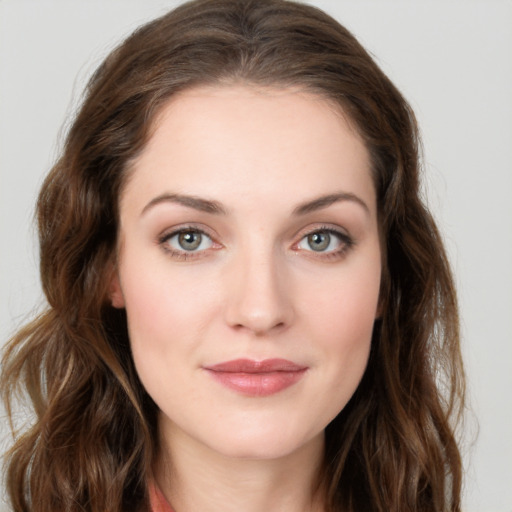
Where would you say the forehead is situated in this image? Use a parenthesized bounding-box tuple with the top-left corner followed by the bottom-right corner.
(122, 85, 375, 215)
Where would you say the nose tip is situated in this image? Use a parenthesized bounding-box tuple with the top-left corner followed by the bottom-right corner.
(224, 255, 294, 336)
(229, 309, 287, 336)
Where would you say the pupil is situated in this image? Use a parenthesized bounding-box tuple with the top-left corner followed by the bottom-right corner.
(179, 231, 201, 250)
(308, 231, 330, 251)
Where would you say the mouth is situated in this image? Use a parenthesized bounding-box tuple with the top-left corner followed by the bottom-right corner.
(203, 358, 308, 397)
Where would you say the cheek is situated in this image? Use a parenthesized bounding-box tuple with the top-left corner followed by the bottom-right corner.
(305, 255, 381, 342)
(317, 289, 375, 382)
(120, 250, 213, 329)
(300, 252, 381, 397)
(118, 253, 220, 377)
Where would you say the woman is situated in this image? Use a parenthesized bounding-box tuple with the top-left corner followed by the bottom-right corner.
(1, 0, 465, 511)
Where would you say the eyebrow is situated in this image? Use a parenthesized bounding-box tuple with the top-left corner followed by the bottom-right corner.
(141, 193, 227, 216)
(292, 192, 370, 216)
(140, 191, 369, 217)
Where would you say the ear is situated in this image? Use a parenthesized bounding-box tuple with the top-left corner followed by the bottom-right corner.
(109, 269, 125, 309)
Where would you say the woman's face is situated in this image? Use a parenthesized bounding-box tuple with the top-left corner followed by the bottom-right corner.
(111, 85, 381, 460)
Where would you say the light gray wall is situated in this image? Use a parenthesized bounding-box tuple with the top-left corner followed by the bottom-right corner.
(1, 1, 511, 510)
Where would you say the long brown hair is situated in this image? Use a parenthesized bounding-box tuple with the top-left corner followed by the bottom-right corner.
(1, 1, 465, 511)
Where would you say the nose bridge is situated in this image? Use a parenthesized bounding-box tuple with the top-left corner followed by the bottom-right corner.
(224, 238, 293, 335)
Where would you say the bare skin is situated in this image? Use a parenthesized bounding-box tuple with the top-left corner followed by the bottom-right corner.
(111, 85, 381, 512)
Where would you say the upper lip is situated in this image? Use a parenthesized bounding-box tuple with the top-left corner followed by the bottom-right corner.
(204, 358, 307, 373)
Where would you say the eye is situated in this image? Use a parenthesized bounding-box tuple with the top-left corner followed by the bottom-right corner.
(296, 228, 352, 254)
(161, 228, 214, 253)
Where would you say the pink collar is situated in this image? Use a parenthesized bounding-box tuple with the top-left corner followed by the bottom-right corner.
(149, 481, 174, 512)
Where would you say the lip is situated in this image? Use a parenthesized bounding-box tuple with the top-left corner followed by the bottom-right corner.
(203, 358, 308, 397)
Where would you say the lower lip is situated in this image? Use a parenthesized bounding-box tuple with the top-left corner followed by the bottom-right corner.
(205, 369, 307, 397)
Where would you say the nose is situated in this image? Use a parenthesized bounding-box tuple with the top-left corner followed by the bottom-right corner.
(224, 248, 295, 336)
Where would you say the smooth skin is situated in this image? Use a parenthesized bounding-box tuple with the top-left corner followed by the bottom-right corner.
(110, 85, 382, 512)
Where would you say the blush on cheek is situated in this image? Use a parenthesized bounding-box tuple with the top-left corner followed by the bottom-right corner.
(315, 288, 379, 343)
(313, 280, 377, 397)
(122, 265, 215, 358)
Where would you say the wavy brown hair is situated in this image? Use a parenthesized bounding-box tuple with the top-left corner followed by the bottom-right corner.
(1, 1, 465, 511)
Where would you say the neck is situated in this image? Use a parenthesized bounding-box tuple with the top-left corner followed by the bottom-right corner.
(154, 417, 326, 512)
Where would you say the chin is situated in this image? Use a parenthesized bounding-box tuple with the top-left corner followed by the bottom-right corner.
(200, 423, 324, 461)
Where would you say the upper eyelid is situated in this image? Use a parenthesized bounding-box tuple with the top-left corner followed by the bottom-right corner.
(159, 224, 216, 241)
(292, 225, 355, 253)
(293, 223, 352, 241)
(296, 229, 351, 245)
(158, 227, 218, 259)
(156, 223, 354, 248)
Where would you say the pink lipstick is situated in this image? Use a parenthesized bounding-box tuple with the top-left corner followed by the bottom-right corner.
(203, 358, 307, 396)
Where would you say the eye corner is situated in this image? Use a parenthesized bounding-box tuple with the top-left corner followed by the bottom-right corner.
(157, 225, 222, 261)
(292, 225, 355, 260)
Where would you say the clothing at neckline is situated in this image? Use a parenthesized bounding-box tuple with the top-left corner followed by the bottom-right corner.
(149, 481, 175, 512)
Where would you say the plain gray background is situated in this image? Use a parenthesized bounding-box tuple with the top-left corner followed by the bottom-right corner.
(1, 1, 511, 510)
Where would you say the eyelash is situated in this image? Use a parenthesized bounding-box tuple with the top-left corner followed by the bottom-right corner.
(157, 224, 355, 262)
(293, 225, 355, 261)
(158, 225, 217, 261)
